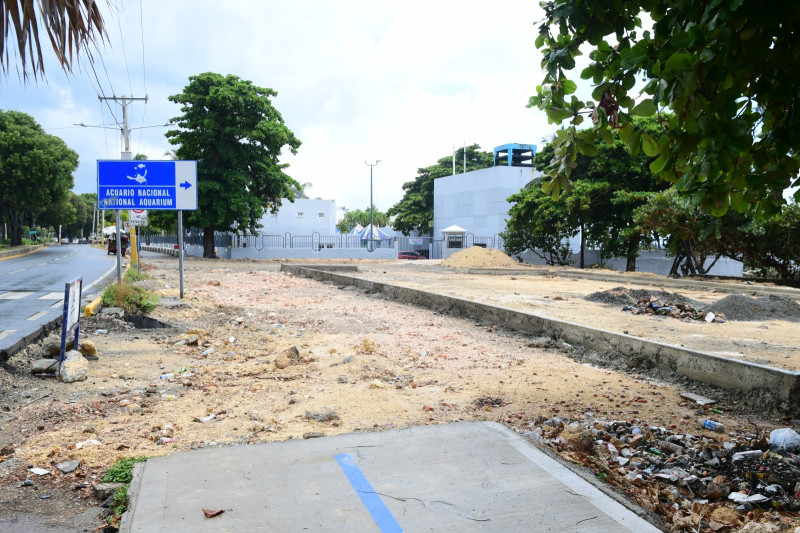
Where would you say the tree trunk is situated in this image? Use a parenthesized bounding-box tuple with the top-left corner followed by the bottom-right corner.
(668, 252, 684, 277)
(579, 222, 585, 269)
(8, 206, 23, 247)
(625, 232, 641, 272)
(203, 227, 216, 258)
(682, 241, 697, 275)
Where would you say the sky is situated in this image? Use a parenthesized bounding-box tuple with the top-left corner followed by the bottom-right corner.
(2, 0, 555, 217)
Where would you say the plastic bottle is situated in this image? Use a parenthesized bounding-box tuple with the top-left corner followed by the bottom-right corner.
(698, 419, 725, 432)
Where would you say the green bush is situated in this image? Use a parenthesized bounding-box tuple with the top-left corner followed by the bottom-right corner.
(102, 456, 148, 524)
(123, 268, 149, 283)
(102, 283, 159, 314)
(102, 455, 148, 484)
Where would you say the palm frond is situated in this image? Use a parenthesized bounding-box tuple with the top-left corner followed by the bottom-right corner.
(1, 0, 108, 80)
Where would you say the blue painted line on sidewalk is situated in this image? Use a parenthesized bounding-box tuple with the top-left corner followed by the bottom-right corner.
(335, 453, 403, 532)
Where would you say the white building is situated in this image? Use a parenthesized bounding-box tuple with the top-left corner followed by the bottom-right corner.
(433, 165, 534, 245)
(257, 198, 337, 235)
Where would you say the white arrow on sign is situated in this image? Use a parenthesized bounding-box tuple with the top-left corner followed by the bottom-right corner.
(174, 161, 198, 210)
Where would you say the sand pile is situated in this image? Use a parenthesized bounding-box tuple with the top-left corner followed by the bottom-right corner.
(703, 294, 800, 322)
(442, 247, 519, 268)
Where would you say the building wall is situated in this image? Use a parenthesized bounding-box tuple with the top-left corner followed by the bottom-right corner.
(518, 249, 744, 277)
(257, 198, 337, 235)
(433, 166, 533, 241)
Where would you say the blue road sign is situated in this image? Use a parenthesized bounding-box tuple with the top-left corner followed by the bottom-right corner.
(97, 160, 197, 210)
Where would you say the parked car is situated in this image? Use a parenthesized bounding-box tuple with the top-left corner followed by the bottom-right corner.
(398, 251, 425, 260)
(60, 238, 69, 245)
(72, 238, 79, 244)
(78, 238, 87, 244)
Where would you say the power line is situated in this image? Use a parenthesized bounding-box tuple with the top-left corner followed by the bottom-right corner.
(139, 0, 148, 95)
(116, 3, 134, 96)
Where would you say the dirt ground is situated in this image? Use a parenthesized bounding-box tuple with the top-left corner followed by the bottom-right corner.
(0, 253, 798, 532)
(355, 262, 800, 371)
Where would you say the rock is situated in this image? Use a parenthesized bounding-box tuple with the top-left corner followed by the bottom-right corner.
(704, 482, 731, 500)
(337, 376, 348, 384)
(45, 342, 63, 356)
(0, 445, 14, 457)
(564, 430, 595, 454)
(126, 403, 141, 414)
(305, 408, 339, 422)
(275, 346, 300, 369)
(93, 482, 125, 501)
(22, 479, 33, 487)
(79, 340, 98, 360)
(56, 460, 80, 474)
(303, 432, 324, 439)
(31, 358, 58, 374)
(709, 506, 740, 525)
(101, 307, 124, 318)
(59, 350, 88, 383)
(342, 356, 354, 364)
(368, 379, 388, 390)
(207, 279, 221, 286)
(526, 337, 552, 348)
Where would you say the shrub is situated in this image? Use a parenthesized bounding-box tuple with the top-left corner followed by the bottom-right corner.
(102, 283, 159, 314)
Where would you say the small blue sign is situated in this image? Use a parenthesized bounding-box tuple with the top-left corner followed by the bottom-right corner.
(97, 160, 197, 210)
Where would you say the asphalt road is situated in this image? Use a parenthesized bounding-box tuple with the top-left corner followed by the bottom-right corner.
(0, 244, 118, 359)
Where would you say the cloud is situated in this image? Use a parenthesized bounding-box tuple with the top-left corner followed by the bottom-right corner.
(4, 0, 552, 215)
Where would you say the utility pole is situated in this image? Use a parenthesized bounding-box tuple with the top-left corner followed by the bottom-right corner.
(365, 160, 381, 252)
(98, 95, 148, 282)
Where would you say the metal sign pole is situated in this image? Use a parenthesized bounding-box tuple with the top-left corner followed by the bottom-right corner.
(115, 210, 123, 283)
(178, 210, 184, 299)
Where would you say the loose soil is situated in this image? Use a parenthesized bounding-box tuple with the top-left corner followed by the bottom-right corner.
(355, 264, 800, 371)
(0, 254, 797, 532)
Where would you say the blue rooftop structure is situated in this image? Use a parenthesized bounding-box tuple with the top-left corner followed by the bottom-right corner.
(493, 143, 536, 167)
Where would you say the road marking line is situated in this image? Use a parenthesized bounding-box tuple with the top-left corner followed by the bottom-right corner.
(38, 292, 64, 300)
(0, 291, 34, 299)
(26, 311, 48, 321)
(335, 453, 403, 533)
(37, 262, 47, 266)
(8, 269, 24, 274)
(50, 300, 64, 308)
(0, 330, 16, 341)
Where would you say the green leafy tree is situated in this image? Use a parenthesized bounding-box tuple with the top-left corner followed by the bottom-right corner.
(0, 110, 78, 245)
(529, 0, 800, 218)
(336, 206, 389, 234)
(388, 144, 493, 236)
(502, 182, 576, 265)
(505, 116, 668, 270)
(636, 190, 800, 279)
(167, 73, 301, 257)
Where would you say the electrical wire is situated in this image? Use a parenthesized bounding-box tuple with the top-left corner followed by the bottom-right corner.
(139, 0, 148, 95)
(116, 1, 133, 96)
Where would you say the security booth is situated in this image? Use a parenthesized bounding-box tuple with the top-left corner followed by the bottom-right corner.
(441, 224, 467, 259)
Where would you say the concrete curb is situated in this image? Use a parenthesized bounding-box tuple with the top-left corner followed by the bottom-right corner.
(466, 266, 800, 299)
(282, 264, 800, 415)
(0, 244, 44, 261)
(140, 245, 180, 257)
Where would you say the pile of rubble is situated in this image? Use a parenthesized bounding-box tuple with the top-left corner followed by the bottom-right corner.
(622, 296, 727, 323)
(524, 414, 800, 531)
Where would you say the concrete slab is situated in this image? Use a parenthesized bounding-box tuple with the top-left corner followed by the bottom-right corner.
(122, 422, 659, 532)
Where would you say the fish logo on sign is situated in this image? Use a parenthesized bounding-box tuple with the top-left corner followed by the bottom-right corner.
(127, 163, 148, 184)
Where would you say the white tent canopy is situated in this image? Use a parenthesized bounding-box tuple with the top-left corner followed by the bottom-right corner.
(102, 225, 129, 235)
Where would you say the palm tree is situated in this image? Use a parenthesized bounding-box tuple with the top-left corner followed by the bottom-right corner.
(1, 0, 108, 79)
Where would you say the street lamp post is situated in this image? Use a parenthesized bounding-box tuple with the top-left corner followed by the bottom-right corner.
(365, 160, 381, 252)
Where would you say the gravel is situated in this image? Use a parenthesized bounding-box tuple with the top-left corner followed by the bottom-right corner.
(585, 286, 701, 307)
(703, 294, 800, 322)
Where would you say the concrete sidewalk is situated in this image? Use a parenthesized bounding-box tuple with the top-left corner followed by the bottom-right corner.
(122, 422, 660, 532)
